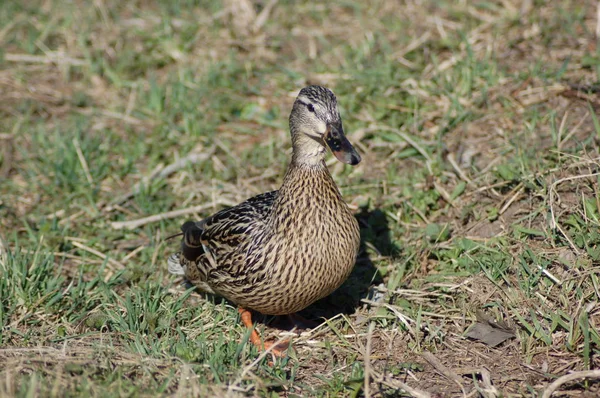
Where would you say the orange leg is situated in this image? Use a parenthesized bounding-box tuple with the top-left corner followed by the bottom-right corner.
(238, 308, 289, 357)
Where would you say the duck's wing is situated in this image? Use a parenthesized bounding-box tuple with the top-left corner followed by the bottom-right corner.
(168, 191, 277, 281)
(200, 190, 277, 245)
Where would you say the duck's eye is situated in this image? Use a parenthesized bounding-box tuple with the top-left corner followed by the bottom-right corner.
(306, 103, 315, 113)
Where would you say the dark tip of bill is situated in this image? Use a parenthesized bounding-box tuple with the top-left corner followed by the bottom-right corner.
(349, 152, 361, 165)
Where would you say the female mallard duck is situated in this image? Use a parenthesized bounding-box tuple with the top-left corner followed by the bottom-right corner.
(168, 85, 361, 355)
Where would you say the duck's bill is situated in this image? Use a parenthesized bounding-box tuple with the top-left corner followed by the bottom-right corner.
(324, 123, 361, 165)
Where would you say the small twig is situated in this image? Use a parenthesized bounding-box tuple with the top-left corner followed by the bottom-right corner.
(122, 245, 145, 262)
(53, 252, 107, 265)
(298, 312, 347, 340)
(568, 83, 600, 94)
(433, 180, 456, 207)
(405, 200, 431, 224)
(150, 229, 163, 269)
(111, 200, 236, 230)
(370, 125, 432, 163)
(536, 264, 562, 285)
(548, 172, 600, 255)
(541, 370, 600, 398)
(447, 153, 474, 186)
(374, 285, 452, 299)
(499, 183, 524, 215)
(558, 111, 588, 151)
(99, 110, 143, 125)
(68, 240, 124, 269)
(394, 32, 431, 59)
(59, 210, 86, 226)
(0, 237, 7, 267)
(396, 131, 432, 163)
(422, 351, 466, 397)
(74, 108, 145, 126)
(73, 138, 94, 185)
(596, 1, 600, 39)
(175, 363, 192, 397)
(361, 299, 419, 339)
(5, 52, 86, 66)
(556, 111, 568, 154)
(372, 369, 431, 398)
(160, 152, 215, 178)
(364, 322, 375, 398)
(252, 0, 278, 32)
(110, 148, 215, 206)
(463, 180, 512, 197)
(453, 367, 498, 398)
(0, 133, 14, 178)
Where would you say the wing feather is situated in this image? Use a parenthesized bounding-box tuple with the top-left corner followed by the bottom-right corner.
(201, 191, 277, 254)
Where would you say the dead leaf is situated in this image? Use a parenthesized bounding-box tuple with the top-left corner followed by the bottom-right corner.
(465, 321, 516, 347)
(466, 311, 516, 347)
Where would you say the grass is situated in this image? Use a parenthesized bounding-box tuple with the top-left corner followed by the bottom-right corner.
(1, 0, 600, 396)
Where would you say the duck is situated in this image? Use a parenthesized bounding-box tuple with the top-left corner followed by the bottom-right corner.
(168, 85, 361, 356)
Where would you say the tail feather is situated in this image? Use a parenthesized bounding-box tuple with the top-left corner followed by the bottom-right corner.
(167, 253, 186, 276)
(168, 220, 205, 277)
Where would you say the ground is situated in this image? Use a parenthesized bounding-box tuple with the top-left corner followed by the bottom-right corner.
(1, 0, 600, 397)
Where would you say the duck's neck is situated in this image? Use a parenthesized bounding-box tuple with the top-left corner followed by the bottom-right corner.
(290, 130, 327, 167)
(277, 156, 341, 203)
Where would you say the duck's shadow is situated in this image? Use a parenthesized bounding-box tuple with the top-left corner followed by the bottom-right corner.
(183, 207, 399, 331)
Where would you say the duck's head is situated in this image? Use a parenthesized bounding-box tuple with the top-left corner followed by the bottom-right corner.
(289, 85, 361, 166)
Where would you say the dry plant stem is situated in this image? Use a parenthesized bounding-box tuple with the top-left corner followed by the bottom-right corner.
(28, 250, 107, 265)
(110, 149, 215, 206)
(433, 180, 456, 207)
(68, 240, 124, 269)
(363, 322, 374, 398)
(110, 200, 236, 230)
(447, 153, 474, 186)
(0, 238, 7, 265)
(252, 0, 278, 33)
(75, 108, 144, 125)
(596, 1, 600, 38)
(541, 370, 600, 398)
(536, 264, 561, 285)
(422, 351, 466, 397)
(361, 299, 418, 338)
(469, 156, 599, 199)
(0, 133, 14, 178)
(371, 370, 431, 398)
(558, 111, 588, 151)
(5, 52, 86, 66)
(373, 125, 432, 163)
(454, 368, 498, 398)
(548, 172, 600, 255)
(73, 138, 93, 185)
(394, 31, 431, 59)
(499, 183, 524, 215)
(122, 245, 145, 262)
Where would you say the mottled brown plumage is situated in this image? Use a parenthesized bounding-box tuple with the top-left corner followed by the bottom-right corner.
(168, 86, 361, 350)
